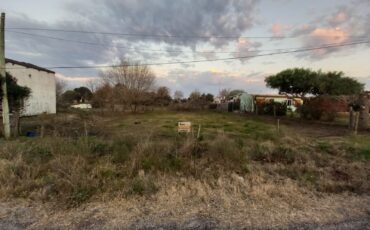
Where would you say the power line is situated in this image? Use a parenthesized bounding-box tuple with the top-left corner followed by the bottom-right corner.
(5, 40, 370, 70)
(7, 30, 368, 56)
(6, 27, 370, 40)
(7, 31, 256, 54)
(5, 27, 287, 39)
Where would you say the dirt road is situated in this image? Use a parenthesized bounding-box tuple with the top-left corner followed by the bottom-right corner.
(1, 216, 369, 229)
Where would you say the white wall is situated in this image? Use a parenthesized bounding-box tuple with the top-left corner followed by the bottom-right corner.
(5, 63, 56, 116)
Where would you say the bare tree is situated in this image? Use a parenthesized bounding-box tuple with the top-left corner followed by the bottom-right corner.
(174, 90, 184, 101)
(56, 79, 66, 100)
(218, 88, 230, 101)
(86, 78, 98, 93)
(100, 59, 156, 112)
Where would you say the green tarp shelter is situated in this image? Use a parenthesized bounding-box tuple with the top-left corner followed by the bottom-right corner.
(239, 93, 254, 112)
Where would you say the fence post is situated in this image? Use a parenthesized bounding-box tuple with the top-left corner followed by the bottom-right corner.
(354, 112, 360, 135)
(349, 106, 354, 130)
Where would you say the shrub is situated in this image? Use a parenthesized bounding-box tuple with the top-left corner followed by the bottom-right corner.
(249, 141, 296, 164)
(207, 134, 242, 163)
(299, 96, 348, 121)
(260, 101, 287, 116)
(127, 177, 158, 196)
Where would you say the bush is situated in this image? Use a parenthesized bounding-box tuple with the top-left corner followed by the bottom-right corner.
(249, 141, 296, 164)
(299, 96, 348, 121)
(259, 101, 287, 116)
(127, 177, 158, 196)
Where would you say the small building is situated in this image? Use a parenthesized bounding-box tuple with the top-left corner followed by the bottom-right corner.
(5, 58, 56, 116)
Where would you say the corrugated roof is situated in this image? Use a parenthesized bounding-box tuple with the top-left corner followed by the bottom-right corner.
(5, 58, 55, 74)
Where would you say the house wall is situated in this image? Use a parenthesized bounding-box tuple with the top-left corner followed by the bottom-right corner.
(5, 63, 56, 116)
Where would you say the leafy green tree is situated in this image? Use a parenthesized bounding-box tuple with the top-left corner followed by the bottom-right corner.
(61, 90, 79, 104)
(265, 68, 363, 97)
(265, 68, 319, 97)
(74, 87, 93, 102)
(317, 71, 364, 95)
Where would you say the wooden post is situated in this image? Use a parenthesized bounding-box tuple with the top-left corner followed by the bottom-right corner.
(197, 124, 201, 139)
(0, 12, 10, 139)
(354, 112, 360, 135)
(349, 106, 354, 130)
(277, 119, 280, 133)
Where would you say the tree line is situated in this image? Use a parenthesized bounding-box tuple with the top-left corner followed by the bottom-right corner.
(58, 59, 215, 112)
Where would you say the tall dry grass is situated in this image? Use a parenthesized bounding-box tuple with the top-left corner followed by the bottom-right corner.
(1, 112, 369, 207)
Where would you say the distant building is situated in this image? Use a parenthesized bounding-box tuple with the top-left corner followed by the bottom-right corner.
(254, 94, 303, 112)
(217, 92, 304, 113)
(5, 58, 56, 116)
(71, 103, 92, 109)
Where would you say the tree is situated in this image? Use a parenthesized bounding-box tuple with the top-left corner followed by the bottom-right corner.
(100, 59, 156, 112)
(265, 68, 364, 97)
(204, 93, 214, 102)
(218, 88, 230, 100)
(91, 84, 114, 109)
(74, 87, 93, 102)
(265, 68, 319, 97)
(188, 91, 213, 109)
(56, 79, 66, 103)
(228, 89, 245, 99)
(155, 86, 172, 106)
(189, 90, 201, 101)
(317, 71, 364, 95)
(173, 90, 184, 101)
(86, 79, 98, 93)
(0, 73, 31, 136)
(61, 90, 79, 104)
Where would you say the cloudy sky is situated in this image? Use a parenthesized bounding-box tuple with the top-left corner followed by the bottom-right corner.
(2, 0, 370, 96)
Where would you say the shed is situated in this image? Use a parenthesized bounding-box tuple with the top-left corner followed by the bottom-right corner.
(5, 58, 56, 116)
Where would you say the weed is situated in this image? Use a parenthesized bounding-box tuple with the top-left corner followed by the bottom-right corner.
(127, 177, 158, 196)
(25, 144, 53, 164)
(359, 147, 370, 161)
(249, 142, 297, 164)
(69, 186, 95, 207)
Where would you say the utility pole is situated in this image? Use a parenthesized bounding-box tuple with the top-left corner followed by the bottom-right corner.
(1, 12, 11, 139)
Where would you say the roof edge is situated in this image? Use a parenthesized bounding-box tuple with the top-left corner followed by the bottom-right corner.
(5, 58, 55, 74)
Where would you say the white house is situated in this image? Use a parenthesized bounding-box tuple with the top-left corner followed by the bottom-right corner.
(5, 58, 56, 116)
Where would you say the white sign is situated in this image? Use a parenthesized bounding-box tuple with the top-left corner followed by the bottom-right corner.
(178, 122, 192, 133)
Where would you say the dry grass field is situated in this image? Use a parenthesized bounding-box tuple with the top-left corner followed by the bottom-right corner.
(0, 110, 369, 229)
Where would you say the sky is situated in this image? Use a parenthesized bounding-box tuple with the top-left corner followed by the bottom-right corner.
(1, 0, 370, 96)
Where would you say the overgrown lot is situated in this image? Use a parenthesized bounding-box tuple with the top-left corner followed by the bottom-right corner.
(0, 110, 369, 208)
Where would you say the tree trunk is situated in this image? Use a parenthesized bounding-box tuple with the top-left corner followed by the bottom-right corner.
(359, 93, 369, 130)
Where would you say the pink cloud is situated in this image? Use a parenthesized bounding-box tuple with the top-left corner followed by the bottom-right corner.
(330, 12, 349, 24)
(302, 27, 350, 58)
(310, 27, 349, 43)
(271, 23, 290, 36)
